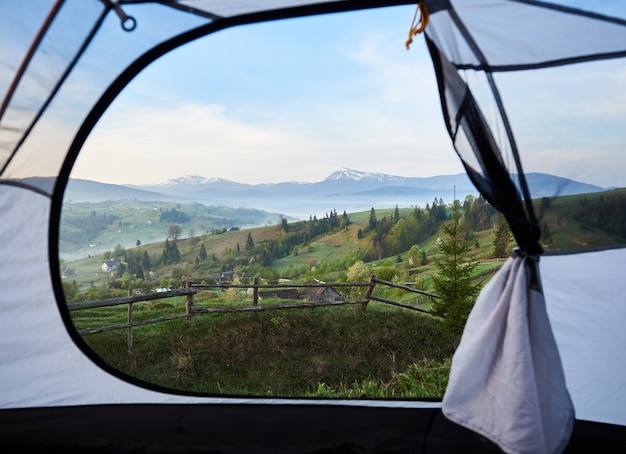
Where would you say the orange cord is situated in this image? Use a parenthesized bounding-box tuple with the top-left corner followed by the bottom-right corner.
(406, 2, 430, 50)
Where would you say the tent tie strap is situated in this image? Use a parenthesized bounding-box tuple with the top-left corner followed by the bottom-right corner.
(406, 2, 429, 50)
(104, 0, 137, 31)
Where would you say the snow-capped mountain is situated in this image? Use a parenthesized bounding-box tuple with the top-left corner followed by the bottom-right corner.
(128, 175, 247, 197)
(324, 167, 403, 183)
(64, 168, 607, 219)
(151, 175, 215, 187)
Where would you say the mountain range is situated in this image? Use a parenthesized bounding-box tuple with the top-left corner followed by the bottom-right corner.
(65, 167, 608, 219)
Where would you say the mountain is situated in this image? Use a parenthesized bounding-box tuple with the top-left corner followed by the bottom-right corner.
(65, 179, 189, 203)
(63, 168, 608, 219)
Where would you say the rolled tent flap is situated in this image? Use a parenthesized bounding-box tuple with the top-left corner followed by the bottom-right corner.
(418, 1, 604, 452)
(442, 254, 574, 454)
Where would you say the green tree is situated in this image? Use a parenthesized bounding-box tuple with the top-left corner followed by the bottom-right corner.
(245, 232, 254, 253)
(431, 200, 482, 335)
(368, 208, 377, 231)
(406, 245, 421, 268)
(347, 260, 370, 299)
(198, 243, 208, 260)
(374, 265, 396, 282)
(119, 272, 136, 291)
(161, 238, 180, 265)
(61, 280, 78, 302)
(340, 210, 350, 229)
(493, 214, 513, 258)
(113, 243, 125, 257)
(141, 250, 151, 271)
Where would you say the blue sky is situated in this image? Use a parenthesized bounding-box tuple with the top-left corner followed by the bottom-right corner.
(74, 2, 626, 188)
(75, 5, 465, 185)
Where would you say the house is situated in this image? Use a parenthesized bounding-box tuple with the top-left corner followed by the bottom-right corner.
(301, 285, 341, 303)
(60, 266, 74, 279)
(259, 289, 300, 300)
(207, 271, 235, 286)
(101, 260, 117, 273)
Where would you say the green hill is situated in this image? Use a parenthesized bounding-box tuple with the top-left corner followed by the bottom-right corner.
(59, 199, 287, 262)
(61, 189, 626, 296)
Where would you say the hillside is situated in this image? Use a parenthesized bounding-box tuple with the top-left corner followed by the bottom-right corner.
(61, 188, 626, 297)
(59, 199, 288, 262)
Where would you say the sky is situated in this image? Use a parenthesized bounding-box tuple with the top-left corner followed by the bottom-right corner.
(76, 5, 460, 186)
(73, 2, 626, 188)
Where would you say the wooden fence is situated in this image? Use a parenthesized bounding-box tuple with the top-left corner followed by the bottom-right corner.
(68, 275, 440, 350)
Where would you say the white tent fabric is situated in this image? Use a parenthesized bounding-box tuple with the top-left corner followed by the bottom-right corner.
(542, 248, 626, 427)
(443, 255, 574, 454)
(1, 1, 626, 452)
(425, 0, 626, 70)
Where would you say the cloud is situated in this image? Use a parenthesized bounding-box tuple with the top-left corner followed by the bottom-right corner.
(77, 87, 462, 186)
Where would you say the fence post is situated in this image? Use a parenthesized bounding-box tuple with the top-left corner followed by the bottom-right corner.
(253, 277, 259, 307)
(186, 280, 194, 320)
(361, 274, 376, 311)
(127, 289, 133, 351)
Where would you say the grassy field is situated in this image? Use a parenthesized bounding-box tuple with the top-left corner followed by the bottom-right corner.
(75, 302, 456, 398)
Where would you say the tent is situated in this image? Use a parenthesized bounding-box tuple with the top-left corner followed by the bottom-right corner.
(1, 0, 625, 452)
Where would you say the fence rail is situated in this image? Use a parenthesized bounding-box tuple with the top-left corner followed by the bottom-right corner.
(68, 276, 440, 350)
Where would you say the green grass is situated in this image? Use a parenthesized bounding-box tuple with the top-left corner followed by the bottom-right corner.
(77, 303, 457, 398)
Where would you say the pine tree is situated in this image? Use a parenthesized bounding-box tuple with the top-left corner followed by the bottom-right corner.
(161, 238, 180, 265)
(199, 243, 207, 261)
(141, 250, 151, 271)
(493, 214, 513, 258)
(431, 200, 482, 335)
(368, 207, 377, 231)
(245, 232, 254, 253)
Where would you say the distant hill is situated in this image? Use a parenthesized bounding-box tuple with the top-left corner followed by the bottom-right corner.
(65, 168, 608, 219)
(66, 179, 191, 203)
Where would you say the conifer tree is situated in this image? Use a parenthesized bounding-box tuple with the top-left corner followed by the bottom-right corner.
(493, 214, 513, 258)
(431, 199, 482, 335)
(368, 208, 377, 231)
(199, 243, 207, 261)
(245, 232, 254, 253)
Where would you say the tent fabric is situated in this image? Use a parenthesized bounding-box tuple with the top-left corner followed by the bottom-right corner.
(442, 254, 574, 454)
(541, 248, 626, 427)
(423, 0, 626, 254)
(422, 4, 625, 451)
(423, 0, 626, 71)
(1, 1, 626, 452)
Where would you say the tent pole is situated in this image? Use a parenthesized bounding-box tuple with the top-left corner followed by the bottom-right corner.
(0, 0, 65, 123)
